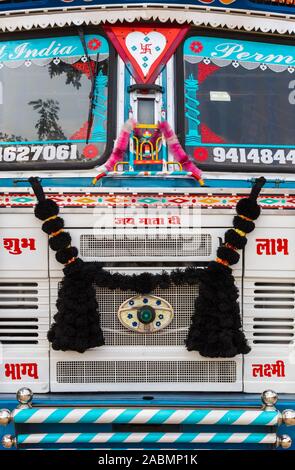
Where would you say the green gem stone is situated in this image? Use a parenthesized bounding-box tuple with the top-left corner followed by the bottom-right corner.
(137, 305, 155, 324)
(142, 310, 152, 321)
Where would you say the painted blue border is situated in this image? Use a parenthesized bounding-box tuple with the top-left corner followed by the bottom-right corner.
(1, 177, 295, 189)
(1, 1, 295, 18)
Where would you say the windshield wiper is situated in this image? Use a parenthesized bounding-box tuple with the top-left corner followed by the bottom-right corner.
(78, 28, 100, 144)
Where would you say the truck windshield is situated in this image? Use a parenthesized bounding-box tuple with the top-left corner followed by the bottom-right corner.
(183, 35, 295, 172)
(0, 33, 110, 169)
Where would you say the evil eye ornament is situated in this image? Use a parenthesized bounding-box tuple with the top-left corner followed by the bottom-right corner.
(118, 295, 174, 333)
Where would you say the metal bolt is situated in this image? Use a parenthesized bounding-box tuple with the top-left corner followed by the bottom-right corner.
(2, 434, 16, 449)
(277, 434, 292, 449)
(282, 409, 295, 426)
(261, 390, 278, 409)
(16, 388, 33, 406)
(0, 409, 12, 426)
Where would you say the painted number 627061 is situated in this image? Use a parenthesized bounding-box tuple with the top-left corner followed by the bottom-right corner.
(0, 144, 78, 162)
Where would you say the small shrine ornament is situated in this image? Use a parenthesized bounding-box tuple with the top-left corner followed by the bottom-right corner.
(118, 295, 174, 333)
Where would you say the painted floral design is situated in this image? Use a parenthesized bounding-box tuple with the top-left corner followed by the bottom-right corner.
(190, 41, 203, 54)
(83, 144, 99, 159)
(87, 38, 101, 51)
(193, 147, 209, 161)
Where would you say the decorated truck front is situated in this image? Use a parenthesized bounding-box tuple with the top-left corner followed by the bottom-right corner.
(0, 0, 294, 451)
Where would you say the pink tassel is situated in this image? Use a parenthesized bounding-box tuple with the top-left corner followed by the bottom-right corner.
(159, 121, 203, 184)
(93, 119, 135, 184)
(159, 121, 173, 139)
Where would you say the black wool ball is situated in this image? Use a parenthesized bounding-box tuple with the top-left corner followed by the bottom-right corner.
(42, 217, 64, 235)
(55, 246, 78, 265)
(224, 229, 247, 250)
(35, 199, 59, 221)
(49, 232, 71, 251)
(217, 246, 240, 266)
(236, 198, 260, 220)
(63, 257, 84, 276)
(233, 215, 255, 234)
(134, 272, 154, 294)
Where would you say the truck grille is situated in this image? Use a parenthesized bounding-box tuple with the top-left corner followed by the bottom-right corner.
(0, 281, 49, 345)
(245, 281, 295, 345)
(80, 233, 212, 259)
(56, 360, 237, 384)
(99, 283, 198, 346)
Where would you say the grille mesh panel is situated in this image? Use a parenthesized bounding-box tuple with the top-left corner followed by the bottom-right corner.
(80, 233, 212, 258)
(0, 282, 41, 344)
(245, 281, 295, 345)
(56, 360, 237, 384)
(97, 283, 198, 346)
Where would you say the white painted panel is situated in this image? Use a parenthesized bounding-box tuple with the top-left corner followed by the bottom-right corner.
(0, 228, 48, 278)
(243, 278, 295, 393)
(244, 222, 295, 277)
(0, 347, 49, 393)
(244, 349, 295, 393)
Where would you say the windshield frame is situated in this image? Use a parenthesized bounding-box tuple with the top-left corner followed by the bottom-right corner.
(176, 28, 295, 174)
(0, 26, 116, 172)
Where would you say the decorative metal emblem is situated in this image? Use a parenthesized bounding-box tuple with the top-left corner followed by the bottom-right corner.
(118, 295, 174, 333)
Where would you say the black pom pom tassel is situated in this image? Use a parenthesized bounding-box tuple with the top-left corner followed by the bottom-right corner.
(185, 177, 266, 358)
(29, 177, 105, 354)
(47, 259, 104, 353)
(186, 262, 251, 357)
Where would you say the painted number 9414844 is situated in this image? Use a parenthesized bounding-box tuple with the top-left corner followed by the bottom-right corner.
(213, 147, 295, 165)
(0, 144, 78, 162)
